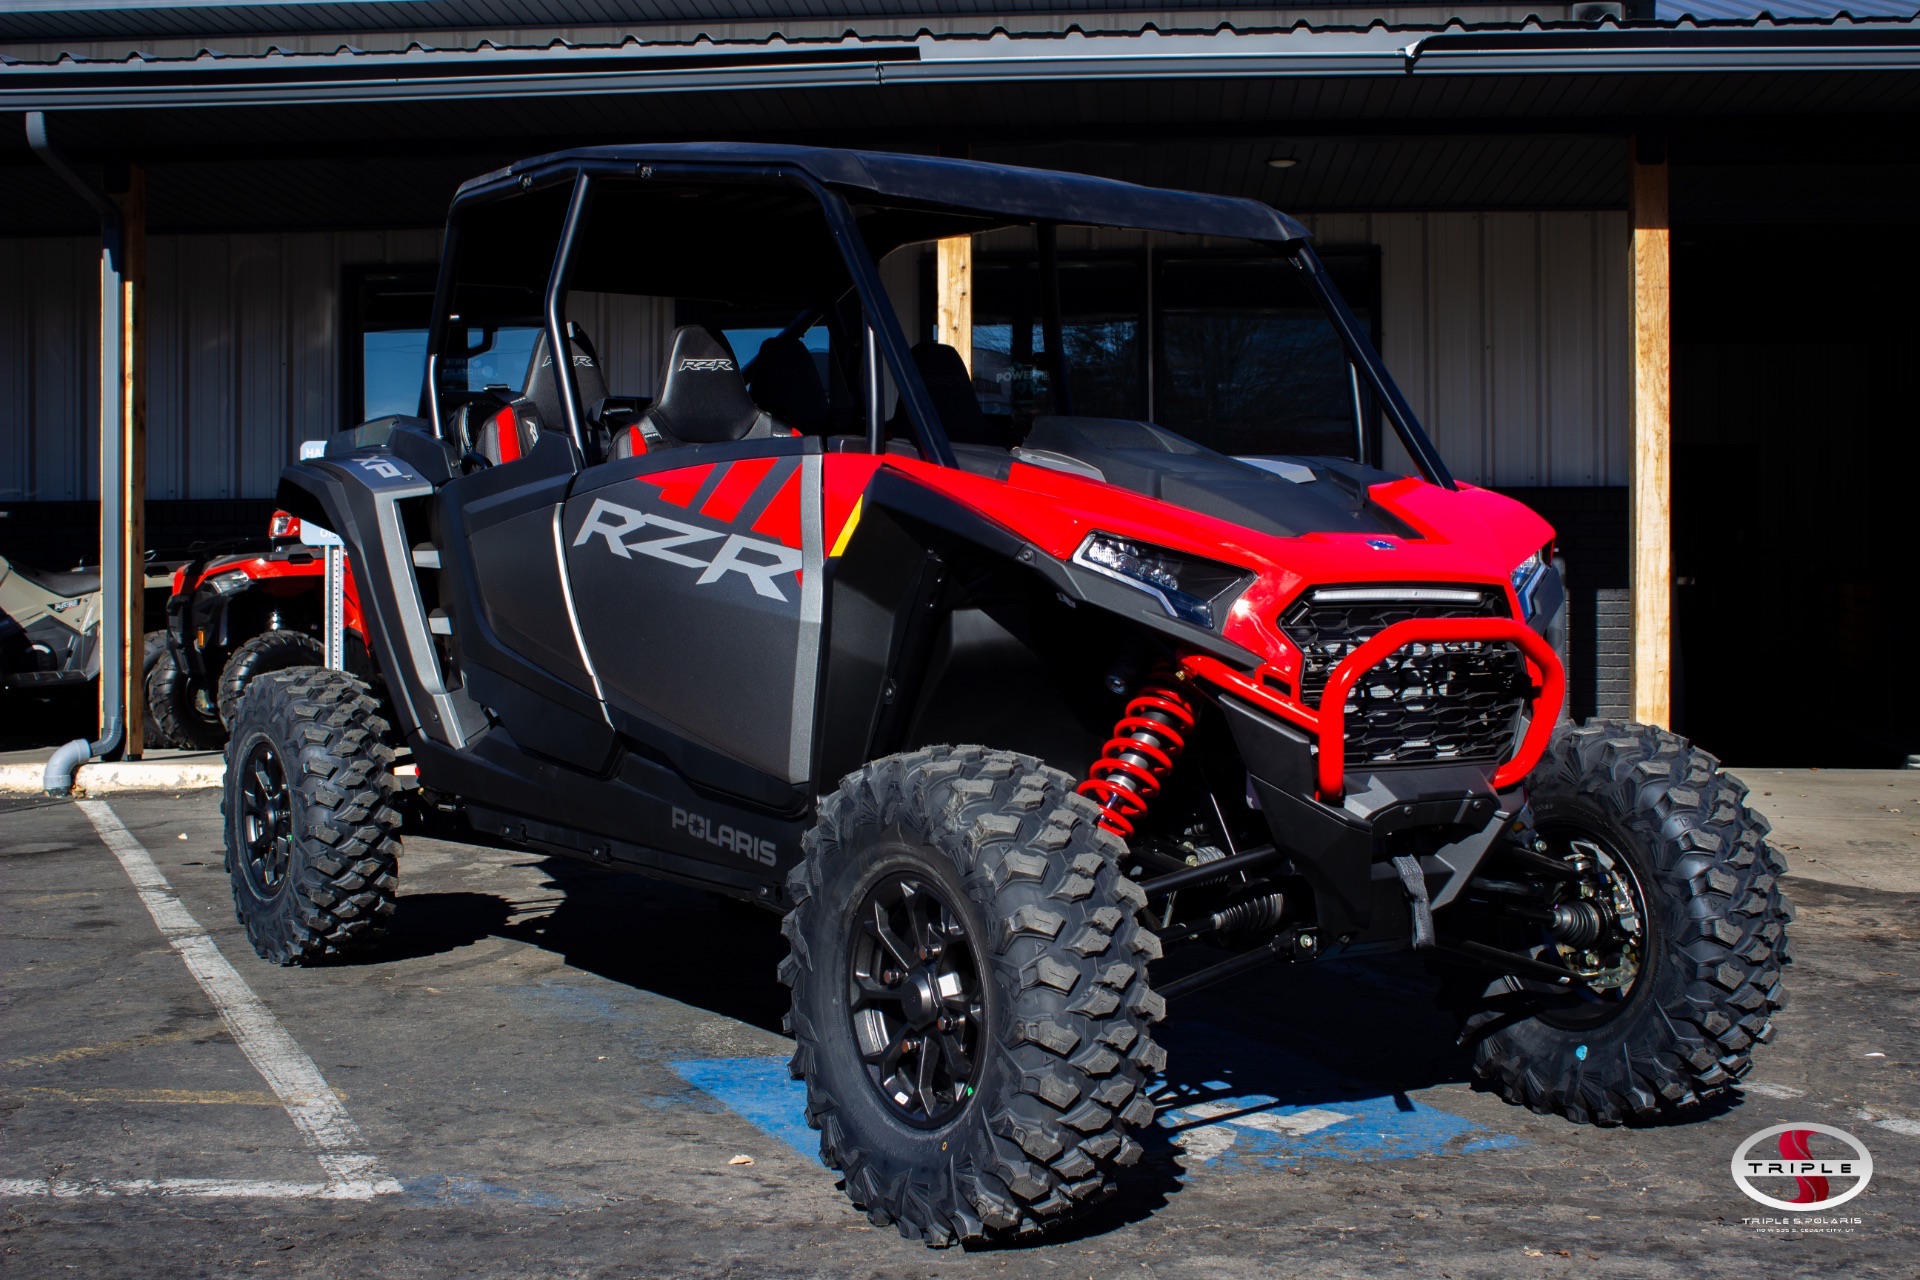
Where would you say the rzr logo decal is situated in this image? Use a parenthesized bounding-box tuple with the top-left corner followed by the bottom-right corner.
(677, 358, 735, 372)
(573, 497, 800, 601)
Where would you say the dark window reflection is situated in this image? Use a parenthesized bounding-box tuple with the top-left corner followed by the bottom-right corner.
(1155, 257, 1369, 459)
(972, 256, 1145, 437)
(964, 248, 1377, 461)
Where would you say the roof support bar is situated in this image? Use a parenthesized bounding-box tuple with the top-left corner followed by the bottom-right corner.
(1037, 223, 1074, 417)
(27, 111, 143, 789)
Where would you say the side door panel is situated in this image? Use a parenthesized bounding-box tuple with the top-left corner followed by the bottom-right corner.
(563, 439, 824, 790)
(432, 432, 616, 771)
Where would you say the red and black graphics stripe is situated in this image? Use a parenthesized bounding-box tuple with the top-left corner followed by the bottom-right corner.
(571, 455, 809, 603)
(561, 450, 826, 785)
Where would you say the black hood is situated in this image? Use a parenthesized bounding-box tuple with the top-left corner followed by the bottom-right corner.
(1018, 417, 1417, 540)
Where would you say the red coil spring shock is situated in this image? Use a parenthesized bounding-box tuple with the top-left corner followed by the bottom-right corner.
(1077, 671, 1198, 839)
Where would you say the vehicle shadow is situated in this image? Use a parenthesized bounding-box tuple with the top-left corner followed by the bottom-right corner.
(365, 854, 792, 1033)
(361, 849, 1748, 1247)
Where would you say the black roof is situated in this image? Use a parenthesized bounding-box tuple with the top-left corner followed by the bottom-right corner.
(474, 142, 1314, 244)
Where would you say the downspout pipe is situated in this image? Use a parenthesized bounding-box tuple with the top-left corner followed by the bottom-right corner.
(28, 111, 127, 795)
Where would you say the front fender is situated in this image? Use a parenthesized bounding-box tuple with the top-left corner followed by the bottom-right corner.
(273, 438, 469, 749)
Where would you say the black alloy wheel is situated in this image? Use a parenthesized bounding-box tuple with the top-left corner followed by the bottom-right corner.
(237, 739, 295, 897)
(222, 668, 401, 965)
(782, 746, 1166, 1245)
(848, 872, 985, 1127)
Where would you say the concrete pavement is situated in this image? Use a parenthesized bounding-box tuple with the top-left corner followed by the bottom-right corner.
(1, 769, 1914, 1277)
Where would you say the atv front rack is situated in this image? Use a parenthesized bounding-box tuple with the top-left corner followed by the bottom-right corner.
(1181, 616, 1564, 800)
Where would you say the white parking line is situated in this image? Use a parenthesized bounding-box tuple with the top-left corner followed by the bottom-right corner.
(0, 1177, 363, 1199)
(23, 800, 404, 1200)
(1857, 1107, 1920, 1137)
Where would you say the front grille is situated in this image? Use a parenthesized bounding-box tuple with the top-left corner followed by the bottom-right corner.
(1279, 587, 1531, 768)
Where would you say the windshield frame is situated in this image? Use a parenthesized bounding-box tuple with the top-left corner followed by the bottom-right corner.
(431, 157, 1454, 489)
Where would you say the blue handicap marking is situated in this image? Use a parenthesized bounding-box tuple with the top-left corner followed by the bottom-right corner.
(671, 1057, 818, 1160)
(671, 1019, 1520, 1172)
(1154, 1021, 1521, 1166)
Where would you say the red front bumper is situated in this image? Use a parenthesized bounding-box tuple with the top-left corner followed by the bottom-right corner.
(1181, 617, 1565, 801)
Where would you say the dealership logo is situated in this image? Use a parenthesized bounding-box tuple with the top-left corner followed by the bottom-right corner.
(572, 496, 801, 601)
(1731, 1123, 1874, 1212)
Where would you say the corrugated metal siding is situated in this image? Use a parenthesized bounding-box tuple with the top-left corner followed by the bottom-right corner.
(2, 229, 441, 503)
(567, 291, 676, 397)
(0, 237, 100, 501)
(1314, 210, 1630, 488)
(1, 210, 1628, 501)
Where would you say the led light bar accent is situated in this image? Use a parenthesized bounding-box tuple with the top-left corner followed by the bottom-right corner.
(1308, 587, 1486, 605)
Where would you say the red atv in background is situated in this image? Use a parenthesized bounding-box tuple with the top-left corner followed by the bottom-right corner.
(226, 145, 1791, 1246)
(147, 510, 367, 747)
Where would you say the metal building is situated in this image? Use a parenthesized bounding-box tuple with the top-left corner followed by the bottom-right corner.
(2, 1, 1916, 763)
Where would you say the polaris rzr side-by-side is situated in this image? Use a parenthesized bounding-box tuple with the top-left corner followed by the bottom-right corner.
(228, 145, 1791, 1245)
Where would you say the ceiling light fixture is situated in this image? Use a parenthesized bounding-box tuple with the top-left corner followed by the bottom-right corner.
(1267, 157, 1298, 170)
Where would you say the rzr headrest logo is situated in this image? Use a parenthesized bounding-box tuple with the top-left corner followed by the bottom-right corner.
(678, 358, 735, 372)
(572, 497, 800, 601)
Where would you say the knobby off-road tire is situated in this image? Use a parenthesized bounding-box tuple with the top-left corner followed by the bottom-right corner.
(141, 631, 176, 749)
(781, 746, 1166, 1246)
(146, 641, 226, 749)
(221, 667, 401, 965)
(218, 629, 324, 729)
(1453, 720, 1792, 1125)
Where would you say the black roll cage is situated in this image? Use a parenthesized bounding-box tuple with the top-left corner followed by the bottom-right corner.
(425, 156, 1455, 490)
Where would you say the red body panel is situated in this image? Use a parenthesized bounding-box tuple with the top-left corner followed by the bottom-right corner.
(867, 455, 1562, 797)
(179, 553, 366, 640)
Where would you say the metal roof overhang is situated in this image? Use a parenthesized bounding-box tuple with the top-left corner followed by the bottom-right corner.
(4, 23, 1918, 232)
(6, 26, 1920, 113)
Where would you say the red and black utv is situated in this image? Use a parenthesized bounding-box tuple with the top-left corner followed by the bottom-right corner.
(227, 145, 1790, 1245)
(150, 512, 367, 747)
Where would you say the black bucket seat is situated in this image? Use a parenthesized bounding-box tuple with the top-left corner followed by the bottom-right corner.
(611, 326, 775, 459)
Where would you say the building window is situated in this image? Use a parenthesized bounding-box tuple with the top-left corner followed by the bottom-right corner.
(962, 245, 1380, 460)
(972, 254, 1147, 433)
(1154, 251, 1379, 459)
(343, 266, 439, 428)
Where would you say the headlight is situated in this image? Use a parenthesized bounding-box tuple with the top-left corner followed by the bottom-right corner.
(205, 570, 251, 596)
(1072, 533, 1250, 628)
(1509, 551, 1543, 593)
(1510, 545, 1552, 620)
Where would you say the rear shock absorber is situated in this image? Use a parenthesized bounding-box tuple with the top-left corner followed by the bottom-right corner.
(1077, 670, 1198, 839)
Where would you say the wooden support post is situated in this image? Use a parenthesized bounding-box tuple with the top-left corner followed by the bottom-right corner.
(1628, 140, 1671, 730)
(936, 235, 972, 373)
(110, 167, 146, 756)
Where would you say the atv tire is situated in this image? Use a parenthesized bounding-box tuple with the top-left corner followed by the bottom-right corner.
(222, 667, 401, 965)
(218, 629, 324, 730)
(1449, 720, 1791, 1125)
(147, 642, 226, 749)
(141, 631, 175, 749)
(781, 746, 1166, 1246)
